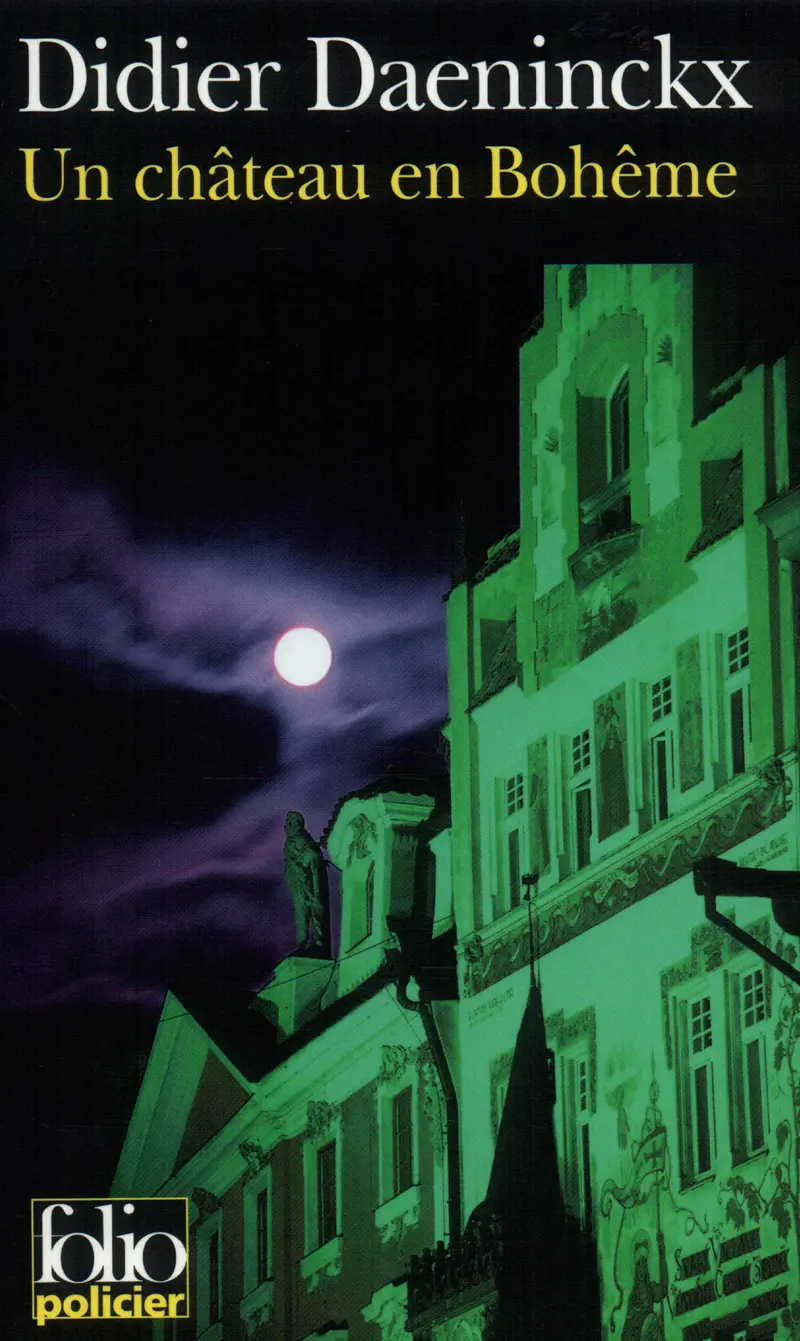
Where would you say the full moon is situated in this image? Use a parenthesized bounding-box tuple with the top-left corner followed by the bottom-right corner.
(274, 627, 333, 687)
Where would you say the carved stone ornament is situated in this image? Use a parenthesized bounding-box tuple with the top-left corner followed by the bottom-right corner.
(460, 933, 484, 965)
(379, 1044, 410, 1085)
(544, 427, 560, 454)
(239, 1139, 269, 1180)
(306, 1099, 338, 1140)
(373, 1300, 411, 1341)
(362, 1285, 412, 1341)
(191, 1186, 220, 1219)
(240, 1281, 275, 1338)
(375, 1185, 421, 1246)
(347, 812, 377, 863)
(462, 760, 791, 998)
(420, 1058, 445, 1157)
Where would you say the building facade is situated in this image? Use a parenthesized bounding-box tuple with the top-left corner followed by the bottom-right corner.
(115, 264, 800, 1341)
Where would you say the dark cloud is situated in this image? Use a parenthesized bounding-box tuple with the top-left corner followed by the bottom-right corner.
(0, 469, 447, 1005)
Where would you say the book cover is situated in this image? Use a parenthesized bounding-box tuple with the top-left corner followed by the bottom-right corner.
(2, 2, 799, 1338)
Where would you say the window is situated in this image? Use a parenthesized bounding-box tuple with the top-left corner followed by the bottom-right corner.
(576, 370, 632, 549)
(570, 731, 593, 871)
(650, 675, 674, 823)
(728, 967, 770, 1160)
(300, 1106, 343, 1288)
(240, 1161, 275, 1333)
(651, 675, 673, 722)
(375, 1049, 421, 1243)
(725, 626, 750, 776)
(506, 773, 524, 815)
(208, 1231, 220, 1325)
(562, 1051, 593, 1228)
(727, 627, 749, 676)
(196, 1209, 223, 1340)
(256, 1187, 270, 1285)
(317, 1142, 337, 1246)
(675, 989, 717, 1183)
(499, 773, 525, 909)
(667, 937, 772, 1188)
(392, 1088, 413, 1196)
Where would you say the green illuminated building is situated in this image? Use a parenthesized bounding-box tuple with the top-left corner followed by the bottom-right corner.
(115, 264, 800, 1341)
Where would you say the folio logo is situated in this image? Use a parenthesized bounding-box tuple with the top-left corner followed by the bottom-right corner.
(31, 1198, 190, 1327)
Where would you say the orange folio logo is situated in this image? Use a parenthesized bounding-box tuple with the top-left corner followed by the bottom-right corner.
(31, 1198, 190, 1326)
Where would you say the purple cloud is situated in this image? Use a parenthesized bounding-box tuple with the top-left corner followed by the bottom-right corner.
(0, 469, 447, 1004)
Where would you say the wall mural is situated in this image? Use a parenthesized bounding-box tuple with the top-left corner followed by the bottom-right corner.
(527, 736, 551, 879)
(600, 1065, 708, 1340)
(594, 683, 630, 841)
(676, 636, 704, 793)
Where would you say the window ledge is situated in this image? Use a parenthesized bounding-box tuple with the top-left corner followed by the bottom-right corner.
(300, 1235, 342, 1292)
(679, 1171, 716, 1194)
(240, 1279, 275, 1336)
(731, 1147, 769, 1170)
(374, 1183, 421, 1245)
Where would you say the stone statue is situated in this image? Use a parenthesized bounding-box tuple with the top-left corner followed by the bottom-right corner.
(283, 811, 331, 956)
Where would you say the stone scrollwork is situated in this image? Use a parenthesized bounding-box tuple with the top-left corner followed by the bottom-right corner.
(380, 1301, 411, 1341)
(420, 1057, 446, 1157)
(460, 933, 484, 965)
(362, 1283, 412, 1341)
(240, 1283, 275, 1338)
(239, 1139, 269, 1181)
(379, 1043, 410, 1085)
(306, 1099, 339, 1139)
(191, 1186, 220, 1220)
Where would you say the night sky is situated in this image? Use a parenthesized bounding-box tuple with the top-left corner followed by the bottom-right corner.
(1, 0, 799, 1331)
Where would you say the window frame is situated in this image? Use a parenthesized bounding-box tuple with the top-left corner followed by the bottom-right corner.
(724, 625, 751, 778)
(376, 1055, 420, 1210)
(302, 1110, 343, 1259)
(649, 673, 675, 823)
(374, 1049, 422, 1244)
(391, 1086, 414, 1198)
(560, 1045, 593, 1230)
(727, 964, 771, 1163)
(497, 772, 525, 911)
(195, 1209, 223, 1341)
(316, 1141, 337, 1247)
(242, 1162, 273, 1297)
(569, 730, 593, 872)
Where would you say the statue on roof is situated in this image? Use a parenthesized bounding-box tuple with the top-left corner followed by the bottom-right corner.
(283, 811, 331, 957)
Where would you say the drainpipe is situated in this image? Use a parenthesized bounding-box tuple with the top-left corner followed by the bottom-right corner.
(396, 973, 462, 1242)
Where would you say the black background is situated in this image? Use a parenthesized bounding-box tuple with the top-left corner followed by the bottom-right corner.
(2, 0, 799, 1334)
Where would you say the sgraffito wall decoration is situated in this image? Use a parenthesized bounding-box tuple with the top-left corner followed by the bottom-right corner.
(595, 683, 630, 841)
(676, 636, 704, 793)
